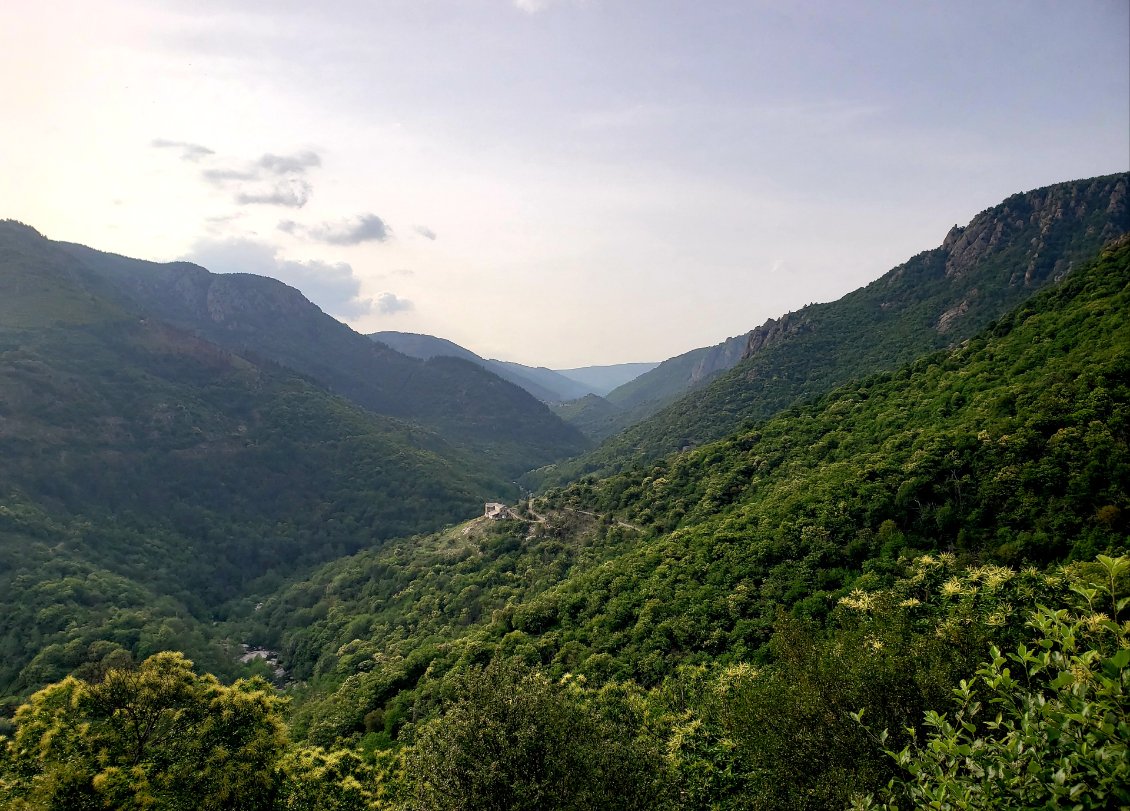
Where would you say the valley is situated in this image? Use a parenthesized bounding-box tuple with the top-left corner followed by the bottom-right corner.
(1, 175, 1128, 809)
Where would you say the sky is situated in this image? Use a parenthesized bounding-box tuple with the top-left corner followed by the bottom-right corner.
(2, 1, 1127, 368)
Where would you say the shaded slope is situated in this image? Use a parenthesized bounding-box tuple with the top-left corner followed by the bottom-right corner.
(541, 173, 1129, 484)
(549, 393, 625, 440)
(368, 331, 483, 364)
(0, 221, 126, 327)
(0, 219, 504, 696)
(55, 242, 588, 477)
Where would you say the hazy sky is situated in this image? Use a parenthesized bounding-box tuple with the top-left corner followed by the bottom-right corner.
(3, 1, 1127, 367)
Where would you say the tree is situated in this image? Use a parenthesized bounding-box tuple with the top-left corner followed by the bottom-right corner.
(853, 555, 1130, 810)
(408, 661, 666, 810)
(0, 651, 287, 810)
(278, 745, 399, 811)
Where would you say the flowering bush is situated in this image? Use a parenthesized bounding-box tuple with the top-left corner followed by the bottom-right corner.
(853, 555, 1129, 810)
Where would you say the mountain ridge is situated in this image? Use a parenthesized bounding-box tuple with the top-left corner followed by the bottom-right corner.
(555, 362, 660, 396)
(2, 186, 1128, 809)
(52, 240, 589, 478)
(369, 330, 589, 402)
(534, 172, 1129, 485)
(369, 330, 656, 404)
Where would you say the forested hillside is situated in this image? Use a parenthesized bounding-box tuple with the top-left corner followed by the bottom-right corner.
(541, 173, 1129, 484)
(135, 236, 1130, 809)
(550, 392, 625, 439)
(0, 220, 507, 699)
(1, 204, 1127, 810)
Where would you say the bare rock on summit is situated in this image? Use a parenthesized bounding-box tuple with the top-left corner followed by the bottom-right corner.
(687, 333, 750, 385)
(742, 311, 808, 362)
(943, 175, 1128, 283)
(543, 173, 1130, 486)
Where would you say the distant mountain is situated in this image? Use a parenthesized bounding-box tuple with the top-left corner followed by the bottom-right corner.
(54, 245, 589, 478)
(555, 336, 750, 440)
(0, 219, 510, 694)
(549, 393, 625, 439)
(369, 331, 661, 440)
(535, 172, 1129, 484)
(491, 360, 593, 402)
(370, 330, 593, 403)
(605, 337, 746, 412)
(554, 363, 660, 397)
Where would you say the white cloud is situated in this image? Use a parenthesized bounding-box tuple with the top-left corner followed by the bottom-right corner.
(201, 167, 258, 183)
(258, 150, 321, 174)
(376, 291, 413, 315)
(234, 178, 312, 207)
(156, 145, 322, 208)
(151, 138, 215, 161)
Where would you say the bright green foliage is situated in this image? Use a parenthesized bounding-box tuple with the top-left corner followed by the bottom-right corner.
(390, 557, 1122, 810)
(0, 652, 286, 810)
(408, 660, 667, 810)
(252, 239, 1129, 765)
(854, 555, 1130, 810)
(279, 745, 399, 810)
(609, 556, 1070, 810)
(647, 664, 753, 809)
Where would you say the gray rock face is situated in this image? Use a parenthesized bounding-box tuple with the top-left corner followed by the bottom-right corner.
(687, 333, 751, 385)
(741, 312, 809, 362)
(935, 295, 973, 334)
(943, 176, 1128, 282)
